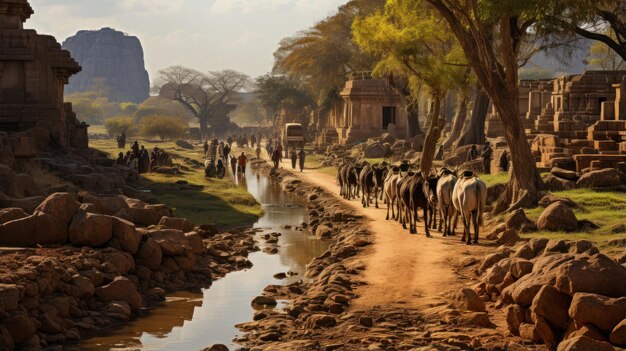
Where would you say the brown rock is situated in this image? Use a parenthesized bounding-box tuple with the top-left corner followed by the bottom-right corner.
(454, 287, 486, 312)
(519, 323, 542, 343)
(0, 284, 19, 311)
(185, 232, 204, 255)
(543, 174, 576, 191)
(102, 251, 135, 274)
(537, 202, 578, 232)
(610, 319, 626, 346)
(496, 229, 521, 246)
(110, 217, 140, 254)
(70, 275, 94, 298)
(556, 254, 626, 297)
(159, 216, 194, 232)
(315, 224, 333, 239)
(568, 292, 626, 332)
(565, 321, 609, 343)
(69, 211, 113, 246)
(35, 192, 80, 223)
(531, 285, 571, 330)
(510, 259, 534, 279)
(95, 276, 142, 311)
(556, 336, 615, 351)
(551, 167, 579, 181)
(0, 208, 28, 224)
(505, 305, 525, 336)
(251, 296, 277, 307)
(512, 244, 535, 260)
(539, 194, 578, 209)
(480, 252, 509, 271)
(3, 312, 36, 344)
(577, 168, 626, 188)
(535, 316, 558, 349)
(135, 238, 162, 270)
(505, 209, 537, 232)
(306, 314, 337, 328)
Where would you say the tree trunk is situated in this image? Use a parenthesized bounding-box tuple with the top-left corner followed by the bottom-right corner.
(199, 116, 208, 140)
(406, 99, 422, 138)
(456, 89, 488, 147)
(420, 94, 444, 173)
(444, 91, 468, 148)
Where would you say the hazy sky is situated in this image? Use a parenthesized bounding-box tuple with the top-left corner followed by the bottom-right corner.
(28, 0, 346, 82)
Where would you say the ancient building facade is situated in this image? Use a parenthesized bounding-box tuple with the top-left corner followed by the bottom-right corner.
(325, 74, 407, 144)
(0, 0, 87, 149)
(487, 70, 626, 172)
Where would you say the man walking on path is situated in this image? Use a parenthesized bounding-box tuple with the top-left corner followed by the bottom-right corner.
(271, 148, 281, 169)
(203, 140, 209, 156)
(298, 148, 306, 172)
(290, 148, 297, 169)
(466, 144, 478, 162)
(230, 156, 237, 174)
(238, 152, 248, 175)
(481, 141, 493, 174)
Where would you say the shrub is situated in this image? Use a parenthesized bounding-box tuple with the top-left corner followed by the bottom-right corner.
(139, 115, 188, 141)
(104, 116, 136, 137)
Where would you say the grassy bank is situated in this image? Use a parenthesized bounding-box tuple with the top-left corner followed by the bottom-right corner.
(89, 134, 263, 227)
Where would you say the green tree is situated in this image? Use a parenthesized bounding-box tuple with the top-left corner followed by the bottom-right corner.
(425, 0, 545, 212)
(587, 30, 625, 70)
(353, 0, 470, 171)
(139, 115, 188, 141)
(255, 74, 314, 124)
(104, 116, 136, 138)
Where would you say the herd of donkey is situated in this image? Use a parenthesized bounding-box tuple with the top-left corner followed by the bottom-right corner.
(336, 159, 487, 245)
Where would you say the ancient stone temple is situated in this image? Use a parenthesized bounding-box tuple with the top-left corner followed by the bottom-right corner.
(332, 73, 407, 144)
(0, 0, 88, 149)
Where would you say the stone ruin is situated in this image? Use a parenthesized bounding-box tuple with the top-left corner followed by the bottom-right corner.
(315, 72, 408, 145)
(0, 0, 88, 161)
(487, 70, 626, 173)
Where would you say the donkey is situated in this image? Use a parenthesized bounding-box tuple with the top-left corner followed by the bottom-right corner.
(436, 168, 458, 237)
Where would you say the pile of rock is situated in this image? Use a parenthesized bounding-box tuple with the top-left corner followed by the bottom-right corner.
(474, 237, 626, 350)
(543, 166, 626, 191)
(0, 191, 258, 349)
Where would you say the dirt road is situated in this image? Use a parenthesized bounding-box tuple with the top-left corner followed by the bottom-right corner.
(284, 163, 492, 310)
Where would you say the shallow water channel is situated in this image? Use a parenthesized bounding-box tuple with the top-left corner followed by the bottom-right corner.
(77, 168, 329, 350)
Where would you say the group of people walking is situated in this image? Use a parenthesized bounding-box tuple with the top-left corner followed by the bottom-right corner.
(116, 140, 171, 175)
(203, 138, 248, 178)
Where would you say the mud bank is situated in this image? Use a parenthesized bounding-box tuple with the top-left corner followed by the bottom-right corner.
(235, 161, 542, 351)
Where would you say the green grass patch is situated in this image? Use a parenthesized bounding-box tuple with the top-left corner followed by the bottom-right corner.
(89, 132, 263, 226)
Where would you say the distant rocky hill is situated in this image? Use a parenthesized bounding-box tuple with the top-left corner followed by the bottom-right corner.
(62, 27, 150, 103)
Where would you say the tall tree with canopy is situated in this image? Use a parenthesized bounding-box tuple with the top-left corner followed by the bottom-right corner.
(424, 0, 545, 213)
(273, 0, 385, 110)
(255, 74, 314, 125)
(155, 66, 250, 138)
(353, 0, 470, 171)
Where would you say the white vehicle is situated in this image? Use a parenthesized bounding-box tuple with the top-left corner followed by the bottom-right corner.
(283, 123, 305, 156)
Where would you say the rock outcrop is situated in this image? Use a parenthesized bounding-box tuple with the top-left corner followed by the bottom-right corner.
(62, 28, 150, 103)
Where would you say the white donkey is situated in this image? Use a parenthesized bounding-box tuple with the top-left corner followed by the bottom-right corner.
(452, 171, 487, 245)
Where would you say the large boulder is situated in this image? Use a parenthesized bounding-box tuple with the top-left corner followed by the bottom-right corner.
(3, 312, 36, 344)
(543, 174, 576, 191)
(557, 336, 616, 351)
(95, 276, 142, 311)
(78, 192, 129, 215)
(551, 167, 579, 181)
(568, 293, 626, 332)
(109, 217, 141, 254)
(159, 216, 194, 232)
(556, 254, 626, 297)
(536, 202, 578, 232)
(135, 237, 162, 270)
(576, 168, 626, 188)
(531, 285, 571, 330)
(68, 212, 113, 247)
(0, 208, 28, 225)
(364, 143, 386, 158)
(610, 319, 626, 346)
(0, 211, 68, 246)
(505, 209, 537, 232)
(0, 284, 19, 311)
(454, 287, 486, 312)
(150, 229, 190, 256)
(538, 194, 578, 209)
(35, 192, 80, 223)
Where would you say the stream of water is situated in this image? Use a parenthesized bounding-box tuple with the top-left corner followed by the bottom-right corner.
(77, 167, 328, 350)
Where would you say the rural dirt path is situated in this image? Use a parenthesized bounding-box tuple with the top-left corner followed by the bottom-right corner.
(281, 161, 492, 311)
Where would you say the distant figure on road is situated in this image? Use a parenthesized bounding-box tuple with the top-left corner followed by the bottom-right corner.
(481, 141, 493, 174)
(223, 143, 230, 161)
(203, 140, 209, 155)
(271, 148, 281, 169)
(256, 145, 262, 159)
(238, 152, 248, 175)
(266, 143, 273, 158)
(276, 143, 283, 162)
(298, 148, 306, 172)
(117, 130, 126, 149)
(131, 140, 140, 158)
(218, 141, 224, 160)
(466, 144, 479, 162)
(216, 159, 226, 179)
(290, 149, 297, 169)
(230, 156, 237, 174)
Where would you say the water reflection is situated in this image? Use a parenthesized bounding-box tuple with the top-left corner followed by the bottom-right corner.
(76, 166, 328, 350)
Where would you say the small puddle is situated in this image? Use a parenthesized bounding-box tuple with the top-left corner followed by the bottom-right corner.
(75, 167, 328, 350)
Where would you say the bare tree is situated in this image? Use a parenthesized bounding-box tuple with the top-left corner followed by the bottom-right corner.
(155, 66, 250, 138)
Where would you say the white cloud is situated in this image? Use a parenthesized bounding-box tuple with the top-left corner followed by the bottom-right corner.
(210, 0, 339, 14)
(120, 0, 184, 13)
